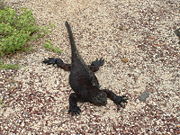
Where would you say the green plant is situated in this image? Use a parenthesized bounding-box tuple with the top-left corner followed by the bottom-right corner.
(44, 40, 62, 53)
(0, 7, 48, 56)
(0, 98, 4, 107)
(0, 61, 20, 70)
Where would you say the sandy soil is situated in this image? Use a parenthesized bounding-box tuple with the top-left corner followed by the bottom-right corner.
(0, 0, 180, 134)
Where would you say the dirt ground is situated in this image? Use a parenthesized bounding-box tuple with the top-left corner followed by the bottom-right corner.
(0, 0, 180, 134)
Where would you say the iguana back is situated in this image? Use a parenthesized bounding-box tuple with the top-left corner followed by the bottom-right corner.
(65, 22, 100, 93)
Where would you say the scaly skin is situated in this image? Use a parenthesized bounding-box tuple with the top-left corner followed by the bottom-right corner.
(43, 22, 128, 116)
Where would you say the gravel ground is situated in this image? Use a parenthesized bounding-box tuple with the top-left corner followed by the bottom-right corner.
(0, 0, 180, 134)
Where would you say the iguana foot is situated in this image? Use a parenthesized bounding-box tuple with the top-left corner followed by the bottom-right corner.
(89, 58, 105, 72)
(68, 106, 81, 116)
(114, 95, 128, 110)
(91, 57, 104, 67)
(43, 58, 71, 71)
(43, 58, 61, 65)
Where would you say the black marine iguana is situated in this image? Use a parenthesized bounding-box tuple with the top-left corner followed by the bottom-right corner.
(43, 22, 128, 116)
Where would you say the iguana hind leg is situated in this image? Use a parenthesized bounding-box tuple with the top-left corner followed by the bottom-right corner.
(43, 57, 104, 72)
(89, 57, 105, 72)
(43, 58, 71, 71)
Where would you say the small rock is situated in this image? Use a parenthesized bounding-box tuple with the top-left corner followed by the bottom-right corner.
(121, 58, 129, 63)
(174, 28, 180, 38)
(138, 91, 150, 102)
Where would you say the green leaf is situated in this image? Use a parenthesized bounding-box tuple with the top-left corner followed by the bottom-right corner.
(0, 7, 51, 56)
(44, 41, 62, 53)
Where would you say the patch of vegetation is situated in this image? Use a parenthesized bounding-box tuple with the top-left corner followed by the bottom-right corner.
(20, 46, 34, 53)
(0, 7, 49, 57)
(44, 40, 62, 53)
(0, 61, 20, 70)
(0, 98, 4, 107)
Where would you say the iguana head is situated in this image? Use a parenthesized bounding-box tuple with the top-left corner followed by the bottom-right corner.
(90, 90, 107, 106)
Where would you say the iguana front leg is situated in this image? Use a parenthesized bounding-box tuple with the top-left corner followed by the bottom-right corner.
(102, 89, 128, 110)
(43, 58, 104, 72)
(68, 93, 81, 116)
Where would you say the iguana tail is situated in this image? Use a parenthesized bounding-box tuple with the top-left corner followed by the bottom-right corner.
(65, 21, 79, 60)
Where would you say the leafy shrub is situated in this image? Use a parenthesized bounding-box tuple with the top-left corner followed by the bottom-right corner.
(0, 61, 20, 69)
(0, 7, 48, 56)
(0, 98, 4, 107)
(44, 40, 62, 53)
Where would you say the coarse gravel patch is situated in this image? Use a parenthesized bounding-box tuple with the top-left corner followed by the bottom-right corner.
(0, 0, 180, 134)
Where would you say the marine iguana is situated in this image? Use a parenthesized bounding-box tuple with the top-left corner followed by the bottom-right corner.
(43, 22, 128, 116)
